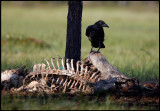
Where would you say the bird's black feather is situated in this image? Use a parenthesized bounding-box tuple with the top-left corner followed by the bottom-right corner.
(85, 20, 109, 52)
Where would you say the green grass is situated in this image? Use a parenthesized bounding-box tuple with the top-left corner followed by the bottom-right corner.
(1, 94, 158, 110)
(1, 2, 159, 110)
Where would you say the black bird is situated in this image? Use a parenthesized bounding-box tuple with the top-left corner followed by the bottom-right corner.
(85, 20, 109, 52)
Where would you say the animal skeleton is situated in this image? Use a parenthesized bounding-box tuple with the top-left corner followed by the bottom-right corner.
(21, 57, 103, 94)
(1, 52, 140, 95)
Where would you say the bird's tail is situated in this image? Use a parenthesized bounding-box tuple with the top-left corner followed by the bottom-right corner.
(100, 43, 105, 48)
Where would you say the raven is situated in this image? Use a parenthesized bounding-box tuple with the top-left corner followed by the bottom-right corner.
(86, 20, 109, 52)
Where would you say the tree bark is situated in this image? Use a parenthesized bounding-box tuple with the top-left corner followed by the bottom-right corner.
(65, 1, 83, 69)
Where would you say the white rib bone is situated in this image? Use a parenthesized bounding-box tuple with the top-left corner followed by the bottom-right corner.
(66, 59, 70, 71)
(57, 58, 60, 70)
(84, 66, 88, 77)
(90, 71, 99, 79)
(56, 78, 60, 84)
(59, 78, 64, 85)
(70, 80, 76, 88)
(94, 75, 100, 81)
(63, 79, 68, 86)
(61, 58, 66, 70)
(44, 59, 51, 69)
(45, 71, 49, 81)
(86, 72, 91, 80)
(71, 59, 75, 72)
(67, 79, 72, 86)
(52, 77, 55, 84)
(79, 82, 83, 90)
(74, 80, 79, 87)
(51, 58, 56, 70)
(76, 61, 80, 74)
(80, 64, 84, 76)
(63, 84, 67, 93)
(82, 85, 86, 91)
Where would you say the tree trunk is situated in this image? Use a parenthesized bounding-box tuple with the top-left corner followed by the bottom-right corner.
(65, 1, 83, 69)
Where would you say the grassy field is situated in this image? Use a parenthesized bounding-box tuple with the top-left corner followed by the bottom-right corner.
(1, 2, 159, 110)
(1, 94, 158, 110)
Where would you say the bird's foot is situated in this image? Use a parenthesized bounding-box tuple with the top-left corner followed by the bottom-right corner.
(90, 47, 93, 52)
(90, 50, 97, 53)
(96, 50, 100, 53)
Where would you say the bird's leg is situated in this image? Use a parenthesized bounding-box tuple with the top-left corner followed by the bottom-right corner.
(97, 47, 100, 52)
(90, 46, 93, 52)
(97, 41, 101, 52)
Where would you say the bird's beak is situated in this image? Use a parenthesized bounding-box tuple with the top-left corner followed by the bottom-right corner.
(102, 24, 109, 28)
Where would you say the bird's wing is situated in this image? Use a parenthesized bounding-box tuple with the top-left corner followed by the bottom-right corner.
(85, 25, 94, 37)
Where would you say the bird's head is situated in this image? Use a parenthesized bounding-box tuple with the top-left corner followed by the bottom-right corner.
(94, 20, 109, 28)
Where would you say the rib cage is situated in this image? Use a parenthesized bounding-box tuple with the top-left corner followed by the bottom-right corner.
(23, 57, 101, 94)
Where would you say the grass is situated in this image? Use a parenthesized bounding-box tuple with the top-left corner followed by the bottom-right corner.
(1, 2, 159, 110)
(1, 94, 158, 110)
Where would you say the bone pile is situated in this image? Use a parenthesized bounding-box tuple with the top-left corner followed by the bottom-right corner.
(1, 57, 102, 94)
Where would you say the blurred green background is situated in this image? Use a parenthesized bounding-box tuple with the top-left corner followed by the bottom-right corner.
(1, 1, 159, 110)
